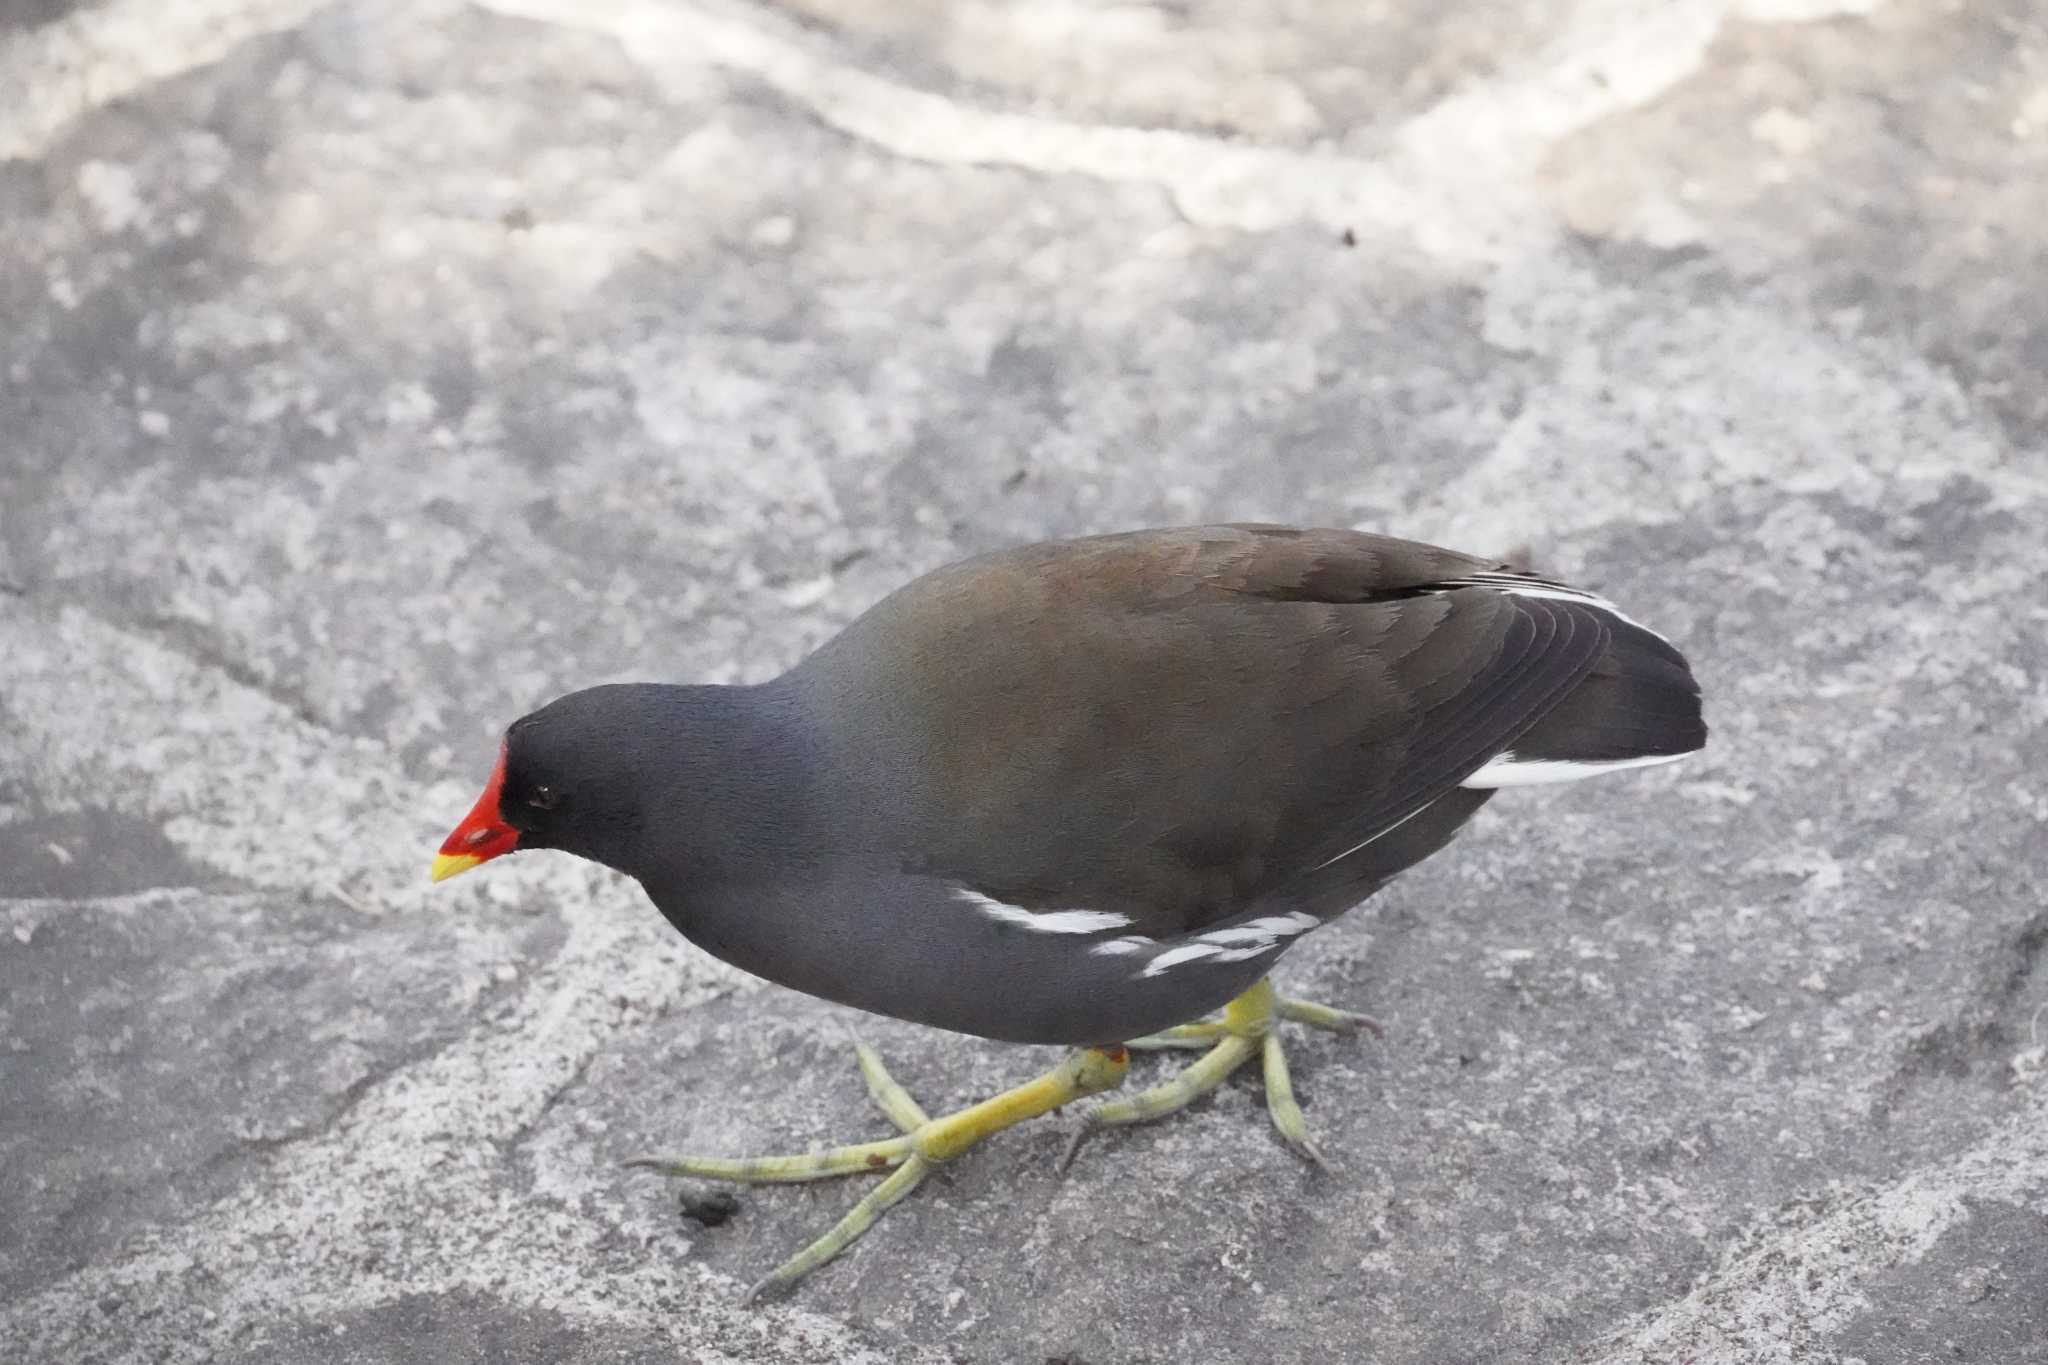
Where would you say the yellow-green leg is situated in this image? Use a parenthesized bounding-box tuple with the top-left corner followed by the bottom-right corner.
(1061, 977, 1375, 1170)
(626, 1043, 1129, 1302)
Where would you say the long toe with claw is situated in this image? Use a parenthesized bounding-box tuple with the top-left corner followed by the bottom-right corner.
(627, 1043, 1129, 1301)
(1063, 977, 1373, 1170)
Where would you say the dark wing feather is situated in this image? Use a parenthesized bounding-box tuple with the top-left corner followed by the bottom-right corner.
(796, 526, 1608, 938)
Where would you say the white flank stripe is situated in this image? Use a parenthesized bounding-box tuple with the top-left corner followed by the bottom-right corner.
(1460, 749, 1693, 788)
(953, 888, 1132, 934)
(1138, 912, 1321, 978)
(1140, 943, 1226, 977)
(1091, 936, 1154, 957)
(1196, 912, 1321, 947)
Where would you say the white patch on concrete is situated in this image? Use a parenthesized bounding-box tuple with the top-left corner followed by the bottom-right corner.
(76, 160, 145, 234)
(954, 887, 1131, 934)
(0, 0, 1889, 266)
(1461, 749, 1693, 788)
(473, 0, 1757, 266)
(2017, 87, 2048, 141)
(0, 0, 332, 162)
(748, 214, 797, 248)
(1750, 106, 1820, 157)
(1391, 0, 1729, 249)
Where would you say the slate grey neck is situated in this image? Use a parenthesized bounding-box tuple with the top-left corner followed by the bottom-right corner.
(555, 679, 832, 890)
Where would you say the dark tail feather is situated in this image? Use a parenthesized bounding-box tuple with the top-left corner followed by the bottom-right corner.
(1511, 617, 1706, 764)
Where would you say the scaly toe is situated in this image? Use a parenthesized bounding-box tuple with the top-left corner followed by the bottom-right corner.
(737, 1156, 932, 1303)
(1278, 997, 1384, 1038)
(622, 1137, 913, 1183)
(1067, 982, 1367, 1172)
(1260, 1032, 1332, 1169)
(851, 1038, 932, 1133)
(1125, 1019, 1230, 1050)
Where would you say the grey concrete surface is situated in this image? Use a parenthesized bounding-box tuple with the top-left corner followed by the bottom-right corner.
(2, 1, 2044, 1361)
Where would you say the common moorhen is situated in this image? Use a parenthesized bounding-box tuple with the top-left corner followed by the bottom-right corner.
(433, 525, 1706, 1299)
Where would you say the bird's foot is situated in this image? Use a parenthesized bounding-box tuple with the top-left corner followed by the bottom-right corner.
(1062, 976, 1377, 1170)
(625, 1040, 1128, 1303)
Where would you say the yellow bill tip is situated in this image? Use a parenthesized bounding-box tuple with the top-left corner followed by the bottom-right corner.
(430, 852, 484, 884)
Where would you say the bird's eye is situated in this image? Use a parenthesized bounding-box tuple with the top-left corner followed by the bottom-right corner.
(527, 785, 560, 811)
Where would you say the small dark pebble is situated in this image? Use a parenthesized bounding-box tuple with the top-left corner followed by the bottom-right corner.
(1340, 228, 1357, 247)
(679, 1189, 742, 1227)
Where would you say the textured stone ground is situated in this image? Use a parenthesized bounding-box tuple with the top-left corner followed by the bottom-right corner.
(3, 1, 2045, 1361)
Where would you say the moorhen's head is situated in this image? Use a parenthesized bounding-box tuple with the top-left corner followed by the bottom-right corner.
(431, 684, 667, 881)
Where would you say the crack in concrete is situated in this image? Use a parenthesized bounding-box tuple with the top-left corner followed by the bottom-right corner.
(502, 1036, 600, 1156)
(196, 1028, 461, 1180)
(0, 601, 481, 912)
(1580, 1080, 2048, 1363)
(1873, 909, 2048, 1118)
(0, 907, 803, 1364)
(125, 609, 336, 737)
(1999, 912, 2048, 1006)
(19, 584, 342, 745)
